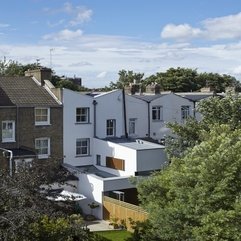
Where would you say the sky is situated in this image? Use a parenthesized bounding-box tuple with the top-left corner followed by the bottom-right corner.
(1, 0, 241, 88)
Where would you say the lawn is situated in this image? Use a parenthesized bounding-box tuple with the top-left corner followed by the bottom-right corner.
(95, 230, 132, 241)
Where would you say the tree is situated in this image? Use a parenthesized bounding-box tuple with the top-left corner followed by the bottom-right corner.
(135, 125, 241, 240)
(109, 69, 145, 90)
(0, 159, 94, 241)
(143, 67, 241, 93)
(166, 94, 241, 158)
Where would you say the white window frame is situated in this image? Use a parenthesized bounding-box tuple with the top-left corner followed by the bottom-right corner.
(181, 105, 190, 122)
(2, 121, 15, 143)
(152, 106, 163, 121)
(129, 118, 137, 135)
(35, 137, 50, 159)
(76, 138, 90, 156)
(106, 119, 116, 137)
(76, 107, 89, 123)
(35, 108, 50, 126)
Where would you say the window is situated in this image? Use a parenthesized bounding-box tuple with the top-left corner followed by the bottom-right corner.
(152, 106, 163, 121)
(2, 121, 15, 142)
(96, 155, 101, 166)
(106, 119, 116, 137)
(35, 138, 50, 158)
(106, 156, 125, 171)
(181, 106, 190, 122)
(76, 108, 89, 123)
(129, 118, 137, 135)
(35, 108, 50, 125)
(76, 138, 90, 156)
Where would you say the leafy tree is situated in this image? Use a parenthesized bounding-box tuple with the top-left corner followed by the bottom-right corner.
(109, 69, 145, 90)
(143, 67, 241, 93)
(135, 125, 241, 241)
(0, 159, 93, 241)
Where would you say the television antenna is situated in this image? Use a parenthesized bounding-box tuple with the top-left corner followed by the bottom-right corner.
(49, 48, 54, 69)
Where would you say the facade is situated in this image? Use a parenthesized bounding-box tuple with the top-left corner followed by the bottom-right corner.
(0, 69, 63, 173)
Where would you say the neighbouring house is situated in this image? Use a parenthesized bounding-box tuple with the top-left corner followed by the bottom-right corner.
(0, 68, 63, 173)
(131, 92, 195, 140)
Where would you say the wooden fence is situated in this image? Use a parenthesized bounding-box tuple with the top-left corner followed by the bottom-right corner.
(103, 196, 148, 230)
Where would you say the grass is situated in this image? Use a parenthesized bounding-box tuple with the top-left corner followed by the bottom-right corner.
(95, 230, 132, 241)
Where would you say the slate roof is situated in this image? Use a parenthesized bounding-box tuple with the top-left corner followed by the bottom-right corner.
(176, 93, 219, 102)
(0, 76, 60, 107)
(0, 87, 14, 106)
(131, 93, 168, 102)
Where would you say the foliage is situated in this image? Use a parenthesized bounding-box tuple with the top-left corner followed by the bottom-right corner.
(143, 67, 241, 92)
(0, 159, 94, 241)
(109, 69, 145, 90)
(29, 214, 90, 241)
(136, 125, 241, 240)
(0, 58, 39, 76)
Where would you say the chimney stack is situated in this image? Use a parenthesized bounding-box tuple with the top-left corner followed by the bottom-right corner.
(25, 67, 52, 86)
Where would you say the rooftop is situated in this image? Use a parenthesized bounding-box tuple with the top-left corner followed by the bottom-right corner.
(104, 137, 165, 150)
(0, 76, 61, 107)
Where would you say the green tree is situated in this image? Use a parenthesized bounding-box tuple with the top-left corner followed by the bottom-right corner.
(143, 67, 241, 93)
(0, 160, 93, 241)
(136, 125, 241, 241)
(109, 69, 145, 90)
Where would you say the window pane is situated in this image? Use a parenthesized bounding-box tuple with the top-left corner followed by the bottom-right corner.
(76, 108, 89, 123)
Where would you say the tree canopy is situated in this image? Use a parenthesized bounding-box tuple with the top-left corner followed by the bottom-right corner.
(0, 160, 95, 241)
(108, 67, 241, 93)
(136, 125, 241, 240)
(128, 94, 241, 241)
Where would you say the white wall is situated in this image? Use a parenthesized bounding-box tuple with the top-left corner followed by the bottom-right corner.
(137, 148, 167, 172)
(94, 90, 125, 138)
(93, 138, 137, 176)
(63, 89, 94, 166)
(125, 95, 149, 138)
(77, 172, 104, 219)
(150, 93, 194, 140)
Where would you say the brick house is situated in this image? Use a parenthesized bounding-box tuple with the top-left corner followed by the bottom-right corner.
(0, 68, 63, 173)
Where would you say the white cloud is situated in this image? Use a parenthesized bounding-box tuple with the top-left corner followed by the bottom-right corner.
(161, 24, 202, 40)
(202, 12, 241, 40)
(161, 12, 241, 41)
(70, 7, 93, 26)
(43, 29, 83, 41)
(2, 34, 241, 88)
(0, 23, 10, 28)
(97, 71, 107, 78)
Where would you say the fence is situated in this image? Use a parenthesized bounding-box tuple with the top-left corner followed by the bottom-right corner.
(103, 196, 148, 230)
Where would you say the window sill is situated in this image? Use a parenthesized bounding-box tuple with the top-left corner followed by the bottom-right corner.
(35, 123, 51, 126)
(75, 122, 92, 125)
(37, 154, 50, 159)
(75, 155, 91, 158)
(2, 140, 15, 143)
(152, 120, 163, 122)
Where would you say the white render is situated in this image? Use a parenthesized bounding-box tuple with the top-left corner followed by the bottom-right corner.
(62, 88, 94, 166)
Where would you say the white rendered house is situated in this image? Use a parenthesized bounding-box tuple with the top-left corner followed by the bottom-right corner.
(62, 88, 168, 219)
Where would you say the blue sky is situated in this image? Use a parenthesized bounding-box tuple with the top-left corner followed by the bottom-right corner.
(1, 0, 241, 88)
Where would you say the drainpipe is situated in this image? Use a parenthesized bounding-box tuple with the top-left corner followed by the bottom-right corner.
(147, 101, 151, 137)
(0, 147, 13, 176)
(16, 105, 20, 148)
(193, 101, 196, 119)
(93, 100, 97, 138)
(122, 88, 128, 138)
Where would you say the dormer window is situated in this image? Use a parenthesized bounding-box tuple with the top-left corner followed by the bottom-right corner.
(35, 108, 50, 126)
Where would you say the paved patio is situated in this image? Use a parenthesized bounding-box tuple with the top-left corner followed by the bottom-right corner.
(84, 220, 114, 232)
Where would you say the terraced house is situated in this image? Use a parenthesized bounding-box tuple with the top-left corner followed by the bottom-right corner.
(0, 68, 63, 173)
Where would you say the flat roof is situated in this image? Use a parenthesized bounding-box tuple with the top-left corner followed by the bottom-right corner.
(76, 165, 117, 178)
(104, 137, 165, 150)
